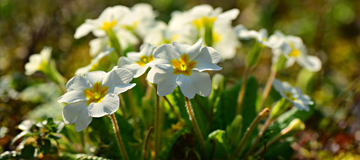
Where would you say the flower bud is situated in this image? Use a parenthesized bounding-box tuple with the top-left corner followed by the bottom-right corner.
(281, 118, 305, 135)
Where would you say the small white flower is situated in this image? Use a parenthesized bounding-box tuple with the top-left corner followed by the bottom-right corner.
(25, 47, 52, 75)
(272, 31, 322, 72)
(147, 38, 222, 98)
(272, 78, 313, 111)
(167, 5, 240, 60)
(59, 68, 135, 132)
(75, 49, 113, 76)
(234, 24, 283, 48)
(74, 5, 130, 39)
(117, 43, 155, 78)
(119, 3, 159, 38)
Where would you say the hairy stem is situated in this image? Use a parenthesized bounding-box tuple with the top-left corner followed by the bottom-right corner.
(142, 127, 154, 160)
(236, 67, 250, 115)
(154, 88, 160, 158)
(233, 108, 270, 159)
(109, 114, 129, 160)
(244, 116, 273, 158)
(260, 70, 277, 110)
(185, 97, 207, 159)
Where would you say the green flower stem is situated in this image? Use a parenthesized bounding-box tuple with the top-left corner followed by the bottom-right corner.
(142, 127, 154, 160)
(259, 69, 277, 110)
(45, 60, 66, 93)
(252, 127, 292, 157)
(118, 94, 127, 118)
(236, 67, 250, 115)
(245, 41, 264, 68)
(154, 87, 160, 159)
(109, 114, 129, 160)
(127, 90, 139, 135)
(232, 108, 270, 159)
(185, 97, 208, 159)
(164, 96, 184, 126)
(243, 116, 273, 159)
(106, 29, 122, 57)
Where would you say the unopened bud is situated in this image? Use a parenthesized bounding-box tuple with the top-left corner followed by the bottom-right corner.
(281, 118, 305, 135)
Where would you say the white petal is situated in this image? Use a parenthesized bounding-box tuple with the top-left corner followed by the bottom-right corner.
(218, 8, 239, 20)
(280, 42, 292, 54)
(74, 23, 94, 39)
(140, 43, 155, 57)
(272, 78, 285, 93)
(286, 36, 303, 49)
(196, 47, 222, 64)
(18, 120, 34, 131)
(62, 102, 88, 124)
(102, 68, 133, 87)
(258, 29, 268, 40)
(85, 71, 107, 85)
(89, 38, 107, 57)
(264, 33, 284, 49)
(108, 83, 136, 95)
(173, 41, 189, 56)
(153, 44, 180, 61)
(146, 65, 173, 83)
(74, 107, 92, 132)
(186, 38, 203, 61)
(126, 52, 143, 61)
(66, 76, 91, 92)
(234, 24, 261, 40)
(193, 63, 221, 72)
(88, 94, 119, 117)
(176, 72, 212, 98)
(292, 100, 309, 111)
(156, 74, 178, 97)
(58, 90, 86, 103)
(298, 55, 322, 72)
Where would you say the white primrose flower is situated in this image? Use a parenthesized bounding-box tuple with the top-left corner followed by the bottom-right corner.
(143, 22, 193, 46)
(168, 4, 240, 60)
(147, 38, 222, 98)
(58, 68, 136, 132)
(25, 47, 52, 75)
(272, 78, 313, 111)
(272, 31, 322, 72)
(234, 24, 283, 49)
(75, 49, 113, 76)
(74, 5, 130, 39)
(119, 3, 159, 38)
(117, 43, 155, 78)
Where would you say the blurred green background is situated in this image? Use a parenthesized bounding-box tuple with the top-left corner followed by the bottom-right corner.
(1, 0, 360, 159)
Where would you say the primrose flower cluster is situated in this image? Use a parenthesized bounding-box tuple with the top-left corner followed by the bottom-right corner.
(22, 3, 322, 159)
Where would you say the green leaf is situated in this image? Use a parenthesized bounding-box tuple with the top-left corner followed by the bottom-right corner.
(263, 137, 295, 160)
(158, 128, 191, 159)
(207, 130, 229, 159)
(226, 115, 243, 147)
(20, 145, 36, 159)
(167, 88, 191, 128)
(213, 76, 258, 136)
(59, 152, 111, 160)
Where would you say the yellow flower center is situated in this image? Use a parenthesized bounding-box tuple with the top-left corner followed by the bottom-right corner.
(192, 16, 216, 30)
(100, 20, 117, 31)
(136, 55, 154, 67)
(171, 54, 197, 76)
(288, 43, 301, 57)
(83, 82, 109, 105)
(213, 31, 221, 43)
